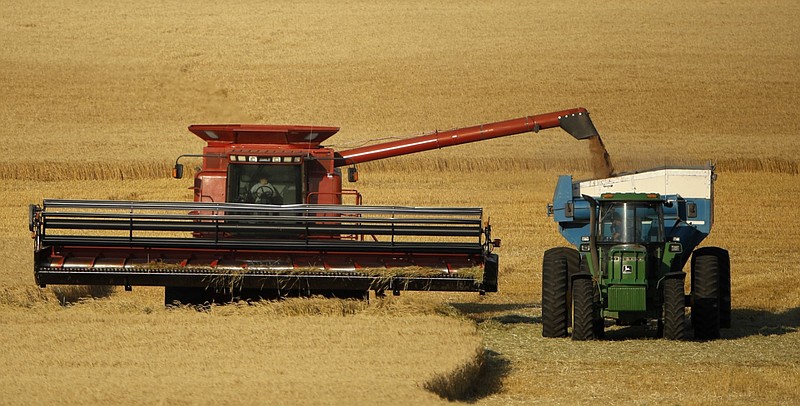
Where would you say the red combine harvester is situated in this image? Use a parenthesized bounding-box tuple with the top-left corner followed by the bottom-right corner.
(30, 108, 598, 304)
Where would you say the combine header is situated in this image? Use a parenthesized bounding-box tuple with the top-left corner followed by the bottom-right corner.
(30, 108, 598, 304)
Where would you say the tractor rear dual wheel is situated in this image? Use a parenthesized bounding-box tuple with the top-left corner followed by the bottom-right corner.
(719, 253, 731, 329)
(695, 247, 732, 328)
(541, 247, 579, 338)
(691, 250, 725, 340)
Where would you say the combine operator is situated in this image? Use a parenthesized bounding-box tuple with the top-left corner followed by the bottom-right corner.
(250, 177, 283, 204)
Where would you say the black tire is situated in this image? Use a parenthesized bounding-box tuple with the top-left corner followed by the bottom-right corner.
(541, 247, 579, 338)
(719, 254, 731, 328)
(165, 287, 209, 306)
(583, 258, 604, 338)
(663, 275, 686, 340)
(571, 277, 595, 341)
(696, 247, 732, 328)
(691, 247, 731, 329)
(592, 283, 605, 339)
(691, 252, 721, 340)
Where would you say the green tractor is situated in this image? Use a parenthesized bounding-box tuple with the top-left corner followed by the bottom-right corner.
(543, 166, 731, 340)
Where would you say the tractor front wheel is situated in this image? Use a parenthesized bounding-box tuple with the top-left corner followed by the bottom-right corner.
(592, 282, 605, 339)
(541, 247, 579, 338)
(571, 277, 596, 341)
(663, 275, 686, 340)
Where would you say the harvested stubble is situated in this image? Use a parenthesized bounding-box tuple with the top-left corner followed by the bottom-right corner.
(0, 299, 485, 405)
(1, 285, 116, 307)
(0, 286, 53, 307)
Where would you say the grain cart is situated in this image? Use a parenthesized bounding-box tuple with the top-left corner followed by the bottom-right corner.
(544, 165, 731, 340)
(30, 108, 598, 305)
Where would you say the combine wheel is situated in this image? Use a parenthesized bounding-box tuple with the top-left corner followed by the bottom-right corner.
(691, 251, 721, 340)
(571, 277, 595, 341)
(662, 275, 686, 340)
(541, 247, 579, 338)
(165, 287, 209, 306)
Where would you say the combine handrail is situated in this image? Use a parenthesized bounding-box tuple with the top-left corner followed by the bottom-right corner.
(33, 200, 487, 253)
(42, 199, 483, 216)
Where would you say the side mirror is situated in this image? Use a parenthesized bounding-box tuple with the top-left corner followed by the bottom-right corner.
(347, 167, 358, 182)
(172, 163, 184, 179)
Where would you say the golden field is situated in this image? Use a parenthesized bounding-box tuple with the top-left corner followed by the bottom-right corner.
(1, 0, 798, 404)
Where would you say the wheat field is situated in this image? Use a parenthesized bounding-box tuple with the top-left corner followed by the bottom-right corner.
(1, 0, 799, 404)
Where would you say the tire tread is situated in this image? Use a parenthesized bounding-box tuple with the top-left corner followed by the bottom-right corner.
(542, 247, 579, 338)
(571, 277, 595, 341)
(692, 253, 721, 340)
(663, 276, 686, 340)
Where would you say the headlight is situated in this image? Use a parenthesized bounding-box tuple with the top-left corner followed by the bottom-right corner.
(669, 244, 682, 253)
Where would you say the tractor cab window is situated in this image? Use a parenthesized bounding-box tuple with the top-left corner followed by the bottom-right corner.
(227, 164, 303, 205)
(599, 202, 663, 244)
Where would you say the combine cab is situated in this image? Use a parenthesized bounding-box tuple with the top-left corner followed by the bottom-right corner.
(30, 108, 599, 304)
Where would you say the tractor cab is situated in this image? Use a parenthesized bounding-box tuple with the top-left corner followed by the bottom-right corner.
(597, 193, 665, 245)
(593, 193, 669, 289)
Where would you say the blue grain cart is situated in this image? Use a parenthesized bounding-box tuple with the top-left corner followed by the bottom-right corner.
(544, 164, 730, 340)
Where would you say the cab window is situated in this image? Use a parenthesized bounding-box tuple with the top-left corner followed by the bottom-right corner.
(227, 164, 303, 204)
(599, 202, 663, 244)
